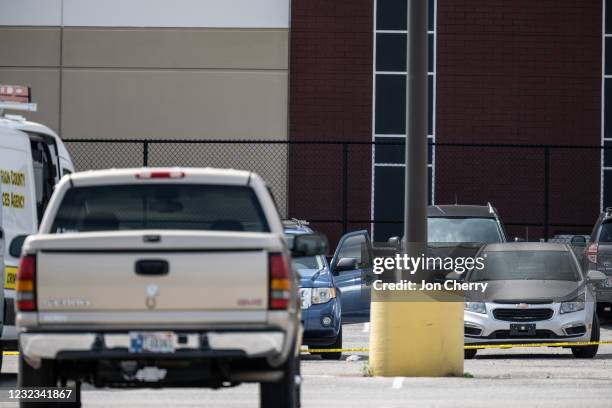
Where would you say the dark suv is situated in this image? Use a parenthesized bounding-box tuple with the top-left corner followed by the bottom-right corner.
(584, 208, 612, 316)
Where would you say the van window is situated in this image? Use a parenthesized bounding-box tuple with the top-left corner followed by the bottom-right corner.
(51, 184, 270, 233)
(29, 136, 58, 222)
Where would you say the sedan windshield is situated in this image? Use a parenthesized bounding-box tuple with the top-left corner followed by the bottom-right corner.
(428, 217, 503, 243)
(469, 250, 580, 282)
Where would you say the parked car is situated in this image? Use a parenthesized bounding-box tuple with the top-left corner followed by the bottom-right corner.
(386, 203, 508, 282)
(427, 203, 507, 244)
(0, 85, 75, 363)
(462, 242, 605, 359)
(583, 208, 612, 317)
(283, 220, 342, 359)
(14, 168, 327, 408)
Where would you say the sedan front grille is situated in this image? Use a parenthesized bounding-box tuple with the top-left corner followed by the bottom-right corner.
(493, 308, 553, 322)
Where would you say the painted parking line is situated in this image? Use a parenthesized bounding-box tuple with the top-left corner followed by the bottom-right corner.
(391, 377, 404, 389)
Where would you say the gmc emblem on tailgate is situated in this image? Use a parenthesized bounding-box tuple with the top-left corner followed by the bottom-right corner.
(238, 298, 263, 307)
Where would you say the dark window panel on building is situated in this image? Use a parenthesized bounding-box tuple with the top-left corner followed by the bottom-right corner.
(377, 0, 407, 30)
(606, 37, 612, 75)
(605, 170, 612, 207)
(373, 166, 405, 240)
(606, 80, 612, 139)
(428, 0, 435, 32)
(428, 166, 432, 205)
(607, 0, 612, 34)
(375, 74, 406, 134)
(375, 137, 405, 163)
(605, 141, 612, 168)
(428, 75, 434, 135)
(376, 34, 407, 72)
(428, 33, 434, 73)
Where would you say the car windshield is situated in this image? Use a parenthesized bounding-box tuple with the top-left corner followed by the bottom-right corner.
(428, 217, 502, 243)
(292, 255, 325, 277)
(468, 250, 580, 282)
(50, 184, 269, 233)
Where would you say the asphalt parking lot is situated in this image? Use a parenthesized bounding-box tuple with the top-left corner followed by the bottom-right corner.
(0, 319, 610, 408)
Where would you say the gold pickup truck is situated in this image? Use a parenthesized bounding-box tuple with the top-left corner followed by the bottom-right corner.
(14, 168, 326, 408)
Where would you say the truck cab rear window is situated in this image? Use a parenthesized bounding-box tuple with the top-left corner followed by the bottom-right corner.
(50, 184, 270, 233)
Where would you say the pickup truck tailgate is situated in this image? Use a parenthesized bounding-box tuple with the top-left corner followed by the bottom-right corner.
(34, 232, 280, 313)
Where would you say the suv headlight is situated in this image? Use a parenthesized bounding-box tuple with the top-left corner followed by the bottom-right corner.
(560, 292, 585, 314)
(464, 302, 486, 314)
(311, 288, 336, 304)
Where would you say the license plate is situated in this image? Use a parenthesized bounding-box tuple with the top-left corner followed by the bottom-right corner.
(510, 323, 536, 336)
(129, 332, 175, 353)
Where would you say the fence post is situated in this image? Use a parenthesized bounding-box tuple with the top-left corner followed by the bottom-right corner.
(143, 141, 149, 167)
(544, 146, 550, 241)
(342, 143, 349, 235)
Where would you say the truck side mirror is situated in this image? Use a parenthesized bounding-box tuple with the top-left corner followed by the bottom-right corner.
(9, 235, 29, 258)
(291, 233, 328, 258)
(334, 257, 358, 274)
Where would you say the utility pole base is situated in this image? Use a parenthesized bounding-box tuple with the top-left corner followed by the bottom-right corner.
(368, 295, 464, 377)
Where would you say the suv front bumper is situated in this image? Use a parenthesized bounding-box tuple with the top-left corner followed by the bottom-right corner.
(20, 331, 285, 368)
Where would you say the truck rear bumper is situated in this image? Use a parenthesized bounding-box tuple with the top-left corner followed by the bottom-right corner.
(20, 331, 285, 367)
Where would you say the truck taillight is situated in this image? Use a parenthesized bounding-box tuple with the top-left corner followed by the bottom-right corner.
(269, 253, 290, 310)
(16, 255, 36, 311)
(135, 170, 185, 179)
(586, 243, 598, 264)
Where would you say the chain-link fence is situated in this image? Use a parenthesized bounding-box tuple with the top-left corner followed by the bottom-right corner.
(63, 139, 605, 245)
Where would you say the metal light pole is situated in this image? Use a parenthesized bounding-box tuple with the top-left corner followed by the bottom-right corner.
(403, 0, 428, 276)
(368, 0, 464, 377)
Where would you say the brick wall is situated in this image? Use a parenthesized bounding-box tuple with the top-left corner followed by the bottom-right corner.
(435, 0, 602, 238)
(289, 0, 374, 244)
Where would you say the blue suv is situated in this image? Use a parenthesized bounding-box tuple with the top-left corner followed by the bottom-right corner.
(284, 220, 343, 359)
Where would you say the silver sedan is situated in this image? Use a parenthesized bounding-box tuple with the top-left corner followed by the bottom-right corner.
(463, 242, 607, 359)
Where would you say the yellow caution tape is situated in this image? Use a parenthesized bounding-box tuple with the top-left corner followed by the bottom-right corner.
(4, 341, 611, 356)
(302, 341, 612, 353)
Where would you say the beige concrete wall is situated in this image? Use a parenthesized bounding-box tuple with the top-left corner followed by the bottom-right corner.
(0, 24, 289, 215)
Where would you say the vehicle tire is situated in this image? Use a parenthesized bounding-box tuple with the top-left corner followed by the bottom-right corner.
(572, 314, 600, 359)
(320, 327, 343, 360)
(464, 348, 477, 360)
(19, 356, 81, 408)
(260, 354, 300, 408)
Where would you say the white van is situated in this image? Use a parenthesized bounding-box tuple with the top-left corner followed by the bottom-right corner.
(0, 85, 74, 357)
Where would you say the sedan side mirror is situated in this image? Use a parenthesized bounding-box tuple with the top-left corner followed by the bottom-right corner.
(334, 257, 358, 274)
(9, 235, 29, 258)
(586, 269, 607, 282)
(570, 235, 587, 247)
(291, 233, 328, 258)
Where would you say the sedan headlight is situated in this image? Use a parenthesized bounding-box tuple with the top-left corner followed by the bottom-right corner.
(464, 302, 487, 314)
(560, 292, 585, 314)
(311, 288, 336, 305)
